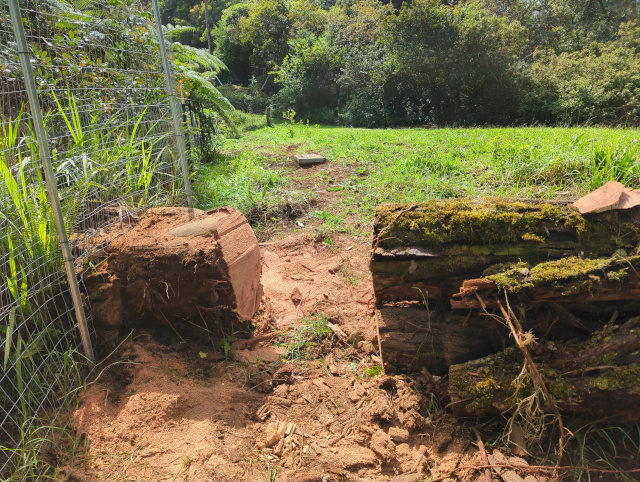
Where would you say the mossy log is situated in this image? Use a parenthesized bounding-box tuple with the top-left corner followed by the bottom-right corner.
(451, 255, 640, 309)
(377, 307, 510, 375)
(448, 317, 640, 420)
(85, 207, 263, 328)
(371, 199, 640, 305)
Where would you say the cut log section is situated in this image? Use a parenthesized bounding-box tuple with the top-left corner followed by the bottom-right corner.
(85, 206, 263, 327)
(573, 181, 625, 214)
(448, 316, 640, 420)
(376, 307, 509, 375)
(370, 199, 640, 305)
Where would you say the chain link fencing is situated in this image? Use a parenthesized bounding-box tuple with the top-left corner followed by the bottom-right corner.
(0, 0, 193, 477)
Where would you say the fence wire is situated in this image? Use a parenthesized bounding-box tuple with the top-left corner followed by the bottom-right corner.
(0, 0, 189, 477)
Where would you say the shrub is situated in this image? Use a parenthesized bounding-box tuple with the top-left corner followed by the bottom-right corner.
(520, 23, 640, 126)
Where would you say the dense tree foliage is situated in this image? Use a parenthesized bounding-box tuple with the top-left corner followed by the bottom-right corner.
(162, 0, 640, 126)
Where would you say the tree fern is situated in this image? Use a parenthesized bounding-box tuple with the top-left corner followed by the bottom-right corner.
(163, 24, 196, 40)
(160, 25, 237, 132)
(171, 42, 228, 74)
(181, 69, 239, 135)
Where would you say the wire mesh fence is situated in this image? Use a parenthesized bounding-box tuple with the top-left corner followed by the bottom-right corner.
(0, 0, 190, 477)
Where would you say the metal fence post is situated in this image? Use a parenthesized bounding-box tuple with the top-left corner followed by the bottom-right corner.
(8, 0, 95, 361)
(151, 0, 195, 208)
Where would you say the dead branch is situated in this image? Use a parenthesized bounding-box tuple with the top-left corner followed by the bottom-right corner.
(494, 294, 566, 470)
(471, 427, 491, 482)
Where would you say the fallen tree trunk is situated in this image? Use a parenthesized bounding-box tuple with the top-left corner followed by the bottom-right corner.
(85, 207, 263, 328)
(379, 255, 640, 376)
(448, 316, 640, 420)
(370, 199, 640, 305)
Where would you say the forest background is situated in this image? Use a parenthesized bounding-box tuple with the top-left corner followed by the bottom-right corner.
(160, 0, 640, 128)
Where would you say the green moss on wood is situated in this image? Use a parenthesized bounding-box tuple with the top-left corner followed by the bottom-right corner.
(375, 199, 640, 252)
(588, 367, 640, 392)
(522, 233, 546, 243)
(450, 349, 572, 413)
(484, 255, 640, 293)
(450, 329, 640, 414)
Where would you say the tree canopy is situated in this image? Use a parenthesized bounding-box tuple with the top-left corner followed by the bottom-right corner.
(162, 0, 640, 126)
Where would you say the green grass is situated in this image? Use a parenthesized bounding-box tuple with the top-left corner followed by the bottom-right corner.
(277, 313, 331, 361)
(194, 120, 640, 224)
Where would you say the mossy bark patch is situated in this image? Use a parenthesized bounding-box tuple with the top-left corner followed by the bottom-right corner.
(374, 199, 640, 250)
(485, 255, 640, 293)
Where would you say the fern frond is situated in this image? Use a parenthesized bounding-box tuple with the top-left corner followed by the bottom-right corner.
(163, 24, 196, 40)
(171, 42, 228, 73)
(179, 68, 239, 135)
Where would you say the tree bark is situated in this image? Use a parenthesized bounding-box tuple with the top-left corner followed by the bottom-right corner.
(377, 307, 510, 375)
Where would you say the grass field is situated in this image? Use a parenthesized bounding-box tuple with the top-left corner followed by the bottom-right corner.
(194, 120, 640, 231)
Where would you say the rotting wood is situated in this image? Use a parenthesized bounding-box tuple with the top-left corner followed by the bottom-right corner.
(448, 316, 640, 420)
(376, 307, 509, 375)
(85, 206, 263, 328)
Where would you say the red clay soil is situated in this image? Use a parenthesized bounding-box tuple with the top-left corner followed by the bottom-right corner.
(66, 233, 550, 482)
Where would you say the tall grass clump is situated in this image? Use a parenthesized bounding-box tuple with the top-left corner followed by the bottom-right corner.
(584, 142, 640, 190)
(0, 110, 87, 480)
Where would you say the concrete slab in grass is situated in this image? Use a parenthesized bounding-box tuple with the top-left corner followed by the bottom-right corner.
(295, 153, 325, 166)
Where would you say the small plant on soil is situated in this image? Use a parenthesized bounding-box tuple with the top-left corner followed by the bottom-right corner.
(310, 208, 346, 240)
(363, 365, 384, 378)
(278, 313, 331, 361)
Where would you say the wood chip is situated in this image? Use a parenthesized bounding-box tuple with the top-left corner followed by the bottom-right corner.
(254, 404, 270, 422)
(501, 471, 525, 482)
(268, 396, 292, 408)
(508, 423, 528, 457)
(274, 437, 285, 456)
(327, 322, 348, 341)
(285, 422, 296, 437)
(312, 378, 330, 391)
(619, 187, 640, 209)
(388, 427, 410, 443)
(508, 456, 529, 467)
(573, 181, 625, 214)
